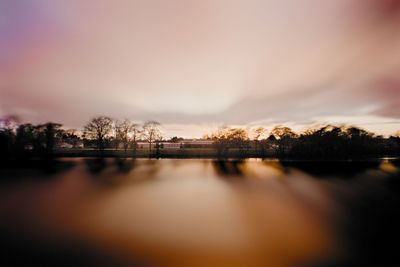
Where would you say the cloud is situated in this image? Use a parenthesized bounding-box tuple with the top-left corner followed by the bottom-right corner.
(1, 0, 400, 136)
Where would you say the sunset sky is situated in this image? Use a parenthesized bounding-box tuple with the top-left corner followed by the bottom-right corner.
(1, 0, 400, 137)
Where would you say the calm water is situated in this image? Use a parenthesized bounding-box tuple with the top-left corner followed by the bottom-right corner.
(0, 158, 399, 267)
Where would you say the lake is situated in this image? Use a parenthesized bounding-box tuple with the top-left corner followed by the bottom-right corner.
(0, 158, 399, 267)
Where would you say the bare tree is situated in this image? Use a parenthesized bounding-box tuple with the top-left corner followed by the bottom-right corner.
(84, 116, 113, 154)
(130, 123, 140, 157)
(142, 121, 162, 155)
(115, 119, 139, 154)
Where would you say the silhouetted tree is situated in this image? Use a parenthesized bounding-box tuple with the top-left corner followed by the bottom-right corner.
(44, 123, 62, 157)
(210, 128, 230, 157)
(84, 116, 113, 155)
(169, 136, 184, 143)
(142, 121, 162, 155)
(14, 122, 63, 157)
(290, 125, 342, 158)
(263, 134, 278, 156)
(229, 128, 250, 154)
(253, 127, 266, 155)
(270, 126, 297, 156)
(389, 135, 400, 155)
(0, 116, 19, 159)
(210, 127, 249, 158)
(288, 125, 388, 159)
(271, 126, 296, 138)
(115, 119, 137, 154)
(0, 115, 19, 132)
(15, 123, 35, 154)
(130, 123, 140, 157)
(61, 129, 82, 148)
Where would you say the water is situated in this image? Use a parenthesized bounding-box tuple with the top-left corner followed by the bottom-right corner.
(0, 158, 399, 267)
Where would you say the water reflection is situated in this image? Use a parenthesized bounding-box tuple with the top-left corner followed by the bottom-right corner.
(212, 160, 245, 176)
(0, 159, 399, 266)
(85, 158, 107, 174)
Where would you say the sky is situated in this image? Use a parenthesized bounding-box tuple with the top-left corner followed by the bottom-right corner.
(1, 0, 400, 138)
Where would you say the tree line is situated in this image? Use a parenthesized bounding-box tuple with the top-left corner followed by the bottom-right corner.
(1, 114, 400, 159)
(0, 115, 162, 159)
(204, 125, 400, 159)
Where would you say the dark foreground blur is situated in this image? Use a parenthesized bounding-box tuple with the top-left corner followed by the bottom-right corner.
(0, 158, 399, 267)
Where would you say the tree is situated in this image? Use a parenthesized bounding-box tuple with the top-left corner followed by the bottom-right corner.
(270, 126, 297, 156)
(291, 125, 347, 158)
(61, 129, 81, 148)
(270, 126, 296, 139)
(253, 127, 266, 154)
(0, 115, 19, 132)
(210, 127, 231, 157)
(44, 123, 62, 156)
(142, 121, 162, 155)
(115, 119, 137, 154)
(130, 123, 140, 157)
(18, 122, 63, 156)
(84, 116, 113, 154)
(209, 127, 249, 158)
(169, 136, 184, 143)
(228, 128, 249, 154)
(14, 123, 35, 158)
(0, 115, 19, 158)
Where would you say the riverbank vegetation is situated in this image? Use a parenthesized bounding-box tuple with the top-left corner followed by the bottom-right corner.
(1, 115, 399, 160)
